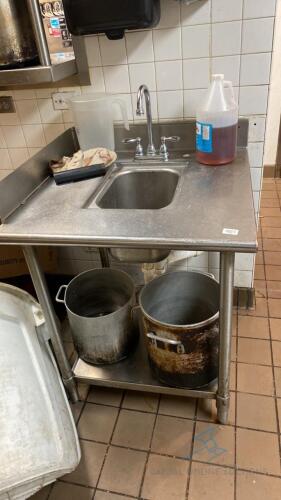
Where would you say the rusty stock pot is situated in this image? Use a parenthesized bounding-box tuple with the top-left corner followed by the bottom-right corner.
(139, 271, 219, 388)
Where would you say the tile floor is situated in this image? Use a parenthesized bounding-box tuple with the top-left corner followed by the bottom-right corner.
(31, 178, 281, 500)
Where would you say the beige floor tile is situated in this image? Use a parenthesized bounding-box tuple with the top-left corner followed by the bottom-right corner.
(237, 338, 272, 365)
(30, 485, 52, 500)
(77, 383, 90, 401)
(262, 216, 281, 227)
(236, 393, 277, 432)
(141, 453, 188, 500)
(237, 363, 274, 396)
(266, 265, 281, 281)
(239, 298, 268, 318)
(151, 415, 194, 458)
(122, 391, 159, 413)
(270, 318, 281, 340)
(87, 387, 123, 407)
(260, 207, 281, 217)
(64, 440, 106, 487)
(193, 422, 235, 466)
(255, 251, 264, 265)
(49, 482, 93, 500)
(94, 491, 131, 500)
(277, 398, 281, 429)
(197, 392, 235, 426)
(236, 428, 281, 475)
(260, 198, 280, 208)
(112, 409, 155, 450)
(263, 238, 281, 250)
(264, 251, 281, 265)
(254, 265, 265, 280)
(159, 395, 196, 419)
(268, 298, 281, 318)
(236, 471, 281, 500)
(230, 362, 236, 391)
(272, 341, 281, 366)
(232, 313, 238, 335)
(231, 337, 237, 361)
(78, 403, 118, 443)
(98, 446, 146, 497)
(188, 462, 234, 500)
(263, 227, 281, 239)
(254, 280, 267, 298)
(238, 316, 269, 339)
(275, 367, 281, 397)
(266, 280, 281, 298)
(261, 191, 278, 199)
(261, 180, 276, 188)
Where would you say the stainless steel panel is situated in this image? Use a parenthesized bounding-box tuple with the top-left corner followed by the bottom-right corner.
(0, 0, 38, 68)
(0, 128, 78, 224)
(0, 122, 257, 253)
(0, 58, 77, 85)
(73, 332, 217, 399)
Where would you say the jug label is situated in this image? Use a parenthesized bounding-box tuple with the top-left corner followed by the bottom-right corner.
(196, 122, 213, 153)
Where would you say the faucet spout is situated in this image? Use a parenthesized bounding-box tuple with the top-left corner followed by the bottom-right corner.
(136, 85, 156, 156)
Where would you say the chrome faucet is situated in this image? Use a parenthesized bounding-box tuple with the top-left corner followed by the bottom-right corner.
(136, 84, 156, 156)
(122, 84, 181, 160)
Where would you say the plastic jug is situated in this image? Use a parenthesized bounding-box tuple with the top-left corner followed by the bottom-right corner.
(196, 74, 238, 166)
(70, 93, 129, 151)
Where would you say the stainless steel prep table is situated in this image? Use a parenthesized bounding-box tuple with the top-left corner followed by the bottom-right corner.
(0, 128, 257, 424)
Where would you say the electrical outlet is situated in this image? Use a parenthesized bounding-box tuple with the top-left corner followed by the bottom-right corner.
(52, 91, 80, 110)
(0, 96, 16, 113)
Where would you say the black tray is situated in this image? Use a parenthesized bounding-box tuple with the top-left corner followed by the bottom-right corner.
(53, 164, 106, 185)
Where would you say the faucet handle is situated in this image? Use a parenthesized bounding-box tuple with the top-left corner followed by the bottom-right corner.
(122, 137, 144, 157)
(160, 136, 181, 160)
(161, 135, 181, 144)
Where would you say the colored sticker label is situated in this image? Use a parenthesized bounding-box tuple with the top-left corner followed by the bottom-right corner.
(196, 121, 213, 153)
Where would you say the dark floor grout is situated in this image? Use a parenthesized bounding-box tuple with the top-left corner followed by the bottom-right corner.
(94, 390, 127, 496)
(185, 399, 198, 500)
(265, 242, 281, 471)
(137, 393, 160, 498)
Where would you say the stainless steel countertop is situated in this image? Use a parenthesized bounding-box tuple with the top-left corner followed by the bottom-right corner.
(0, 149, 257, 252)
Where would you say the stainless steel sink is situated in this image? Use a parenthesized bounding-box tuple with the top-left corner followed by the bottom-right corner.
(87, 161, 186, 263)
(96, 169, 179, 210)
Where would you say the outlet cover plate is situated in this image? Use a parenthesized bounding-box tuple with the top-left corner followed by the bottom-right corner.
(0, 96, 15, 113)
(52, 91, 80, 110)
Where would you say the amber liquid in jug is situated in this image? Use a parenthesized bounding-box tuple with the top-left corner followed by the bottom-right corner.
(196, 124, 237, 166)
(196, 74, 238, 166)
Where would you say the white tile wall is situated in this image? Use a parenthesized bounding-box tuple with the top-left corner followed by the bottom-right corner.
(212, 0, 243, 23)
(243, 0, 277, 20)
(0, 0, 276, 289)
(242, 18, 274, 54)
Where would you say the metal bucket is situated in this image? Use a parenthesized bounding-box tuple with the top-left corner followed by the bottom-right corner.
(56, 268, 136, 365)
(139, 271, 219, 388)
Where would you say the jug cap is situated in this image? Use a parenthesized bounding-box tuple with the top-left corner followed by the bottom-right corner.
(212, 74, 224, 81)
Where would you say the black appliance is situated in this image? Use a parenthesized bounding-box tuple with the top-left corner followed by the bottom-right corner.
(62, 0, 161, 39)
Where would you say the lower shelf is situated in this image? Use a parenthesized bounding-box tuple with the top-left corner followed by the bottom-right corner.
(73, 333, 217, 400)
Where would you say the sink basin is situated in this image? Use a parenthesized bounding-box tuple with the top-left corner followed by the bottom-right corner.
(96, 169, 179, 210)
(88, 163, 185, 263)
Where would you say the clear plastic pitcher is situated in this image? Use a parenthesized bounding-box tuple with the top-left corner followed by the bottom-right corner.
(196, 74, 238, 166)
(70, 93, 129, 151)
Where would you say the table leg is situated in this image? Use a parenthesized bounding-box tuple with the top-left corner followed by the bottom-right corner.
(23, 246, 78, 403)
(217, 251, 235, 424)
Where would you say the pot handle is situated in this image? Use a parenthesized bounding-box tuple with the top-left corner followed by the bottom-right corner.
(131, 304, 140, 319)
(146, 332, 181, 345)
(147, 332, 185, 354)
(55, 285, 67, 304)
